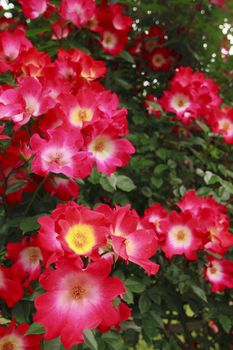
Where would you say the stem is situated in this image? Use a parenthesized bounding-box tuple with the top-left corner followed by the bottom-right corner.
(23, 175, 48, 216)
(0, 168, 11, 218)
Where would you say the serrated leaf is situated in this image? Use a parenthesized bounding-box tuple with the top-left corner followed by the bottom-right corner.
(100, 176, 115, 192)
(84, 329, 98, 350)
(156, 148, 168, 160)
(147, 100, 163, 112)
(195, 119, 210, 133)
(25, 323, 45, 335)
(141, 186, 152, 197)
(218, 315, 232, 333)
(154, 164, 168, 175)
(204, 171, 219, 185)
(139, 293, 151, 313)
(219, 179, 233, 194)
(5, 181, 26, 194)
(124, 289, 134, 304)
(116, 175, 136, 192)
(108, 174, 117, 190)
(20, 216, 41, 234)
(119, 51, 135, 64)
(150, 311, 164, 329)
(191, 285, 207, 302)
(125, 277, 145, 293)
(44, 338, 66, 350)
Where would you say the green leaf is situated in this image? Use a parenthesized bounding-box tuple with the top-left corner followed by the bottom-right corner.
(156, 148, 168, 160)
(119, 51, 135, 64)
(125, 277, 145, 293)
(218, 315, 232, 333)
(100, 175, 116, 192)
(139, 293, 151, 313)
(5, 181, 26, 194)
(195, 119, 210, 133)
(191, 285, 207, 303)
(151, 177, 163, 189)
(88, 167, 101, 184)
(147, 100, 163, 112)
(102, 331, 126, 350)
(141, 186, 152, 197)
(115, 77, 132, 90)
(150, 311, 164, 329)
(25, 323, 45, 335)
(20, 216, 41, 234)
(154, 164, 168, 175)
(108, 174, 117, 190)
(84, 329, 98, 350)
(204, 171, 219, 185)
(26, 25, 51, 37)
(44, 338, 66, 350)
(219, 179, 233, 194)
(124, 288, 134, 304)
(116, 175, 136, 192)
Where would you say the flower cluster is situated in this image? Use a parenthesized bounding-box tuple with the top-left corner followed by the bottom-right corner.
(141, 190, 233, 292)
(15, 0, 133, 55)
(158, 66, 221, 124)
(1, 201, 159, 348)
(129, 25, 179, 72)
(0, 26, 134, 205)
(0, 190, 232, 347)
(145, 66, 233, 144)
(88, 2, 132, 55)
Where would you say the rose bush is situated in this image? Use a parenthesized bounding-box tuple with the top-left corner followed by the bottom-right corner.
(0, 0, 233, 349)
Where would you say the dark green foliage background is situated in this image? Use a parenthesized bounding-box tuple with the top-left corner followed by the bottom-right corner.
(0, 0, 233, 349)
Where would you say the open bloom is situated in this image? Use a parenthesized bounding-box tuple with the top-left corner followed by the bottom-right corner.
(97, 204, 159, 275)
(60, 0, 96, 28)
(90, 3, 132, 55)
(86, 122, 135, 175)
(34, 258, 127, 348)
(210, 107, 233, 144)
(30, 127, 93, 178)
(141, 203, 168, 238)
(0, 28, 32, 73)
(6, 237, 43, 284)
(204, 256, 233, 292)
(37, 201, 110, 265)
(56, 202, 109, 256)
(0, 321, 41, 349)
(160, 211, 202, 260)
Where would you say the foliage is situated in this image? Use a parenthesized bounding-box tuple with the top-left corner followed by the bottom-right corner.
(0, 0, 233, 349)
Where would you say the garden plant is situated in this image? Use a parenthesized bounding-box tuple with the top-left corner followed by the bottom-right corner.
(0, 0, 233, 349)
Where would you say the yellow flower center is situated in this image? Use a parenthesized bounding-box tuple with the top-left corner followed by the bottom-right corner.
(89, 135, 114, 160)
(70, 107, 93, 127)
(169, 225, 192, 248)
(219, 119, 233, 133)
(65, 224, 96, 255)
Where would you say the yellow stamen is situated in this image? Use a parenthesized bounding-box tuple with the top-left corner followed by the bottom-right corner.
(65, 224, 96, 255)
